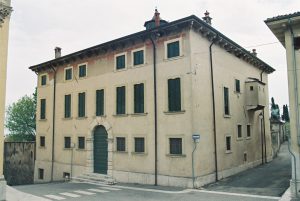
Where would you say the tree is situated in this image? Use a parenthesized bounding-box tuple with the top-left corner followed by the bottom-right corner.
(282, 104, 290, 122)
(271, 97, 280, 120)
(5, 91, 36, 141)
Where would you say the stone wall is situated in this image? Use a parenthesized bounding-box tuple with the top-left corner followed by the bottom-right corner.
(4, 142, 35, 185)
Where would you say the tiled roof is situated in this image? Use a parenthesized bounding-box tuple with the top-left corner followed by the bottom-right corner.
(264, 11, 300, 23)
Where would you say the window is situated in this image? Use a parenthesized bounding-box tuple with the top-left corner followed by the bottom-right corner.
(40, 136, 45, 147)
(40, 99, 46, 119)
(78, 64, 87, 78)
(38, 168, 44, 180)
(247, 125, 251, 138)
(224, 87, 230, 115)
(226, 136, 231, 152)
(250, 86, 254, 91)
(63, 172, 70, 179)
(168, 78, 181, 112)
(133, 50, 144, 66)
(64, 94, 71, 118)
(134, 138, 145, 153)
(235, 79, 240, 93)
(78, 92, 86, 117)
(116, 137, 126, 152)
(41, 75, 47, 86)
(78, 137, 85, 149)
(96, 89, 104, 116)
(169, 138, 182, 155)
(167, 41, 180, 58)
(237, 125, 242, 138)
(64, 137, 71, 149)
(116, 86, 126, 114)
(116, 54, 126, 70)
(65, 68, 73, 81)
(294, 37, 300, 50)
(134, 83, 144, 113)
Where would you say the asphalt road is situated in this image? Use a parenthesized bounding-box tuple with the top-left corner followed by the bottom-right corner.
(205, 142, 291, 197)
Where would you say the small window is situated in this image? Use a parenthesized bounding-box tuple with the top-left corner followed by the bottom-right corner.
(64, 137, 71, 149)
(224, 87, 230, 115)
(78, 64, 87, 78)
(226, 136, 231, 152)
(237, 125, 242, 138)
(167, 41, 180, 58)
(247, 125, 251, 138)
(41, 75, 47, 86)
(169, 138, 182, 155)
(116, 137, 126, 152)
(133, 50, 144, 66)
(64, 94, 71, 118)
(65, 68, 73, 81)
(134, 83, 144, 113)
(116, 86, 126, 115)
(168, 78, 181, 112)
(40, 99, 46, 120)
(96, 89, 104, 116)
(116, 54, 126, 70)
(78, 92, 86, 117)
(40, 136, 45, 147)
(294, 37, 300, 50)
(235, 79, 240, 93)
(250, 86, 254, 91)
(134, 137, 145, 153)
(63, 172, 70, 179)
(78, 137, 85, 149)
(38, 168, 44, 180)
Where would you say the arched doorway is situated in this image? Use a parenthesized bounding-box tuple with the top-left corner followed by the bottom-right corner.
(93, 126, 108, 174)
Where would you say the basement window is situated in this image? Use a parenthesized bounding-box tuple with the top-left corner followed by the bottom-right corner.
(294, 37, 300, 50)
(63, 172, 70, 179)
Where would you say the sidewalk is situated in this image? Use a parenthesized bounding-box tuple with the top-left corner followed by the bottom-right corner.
(6, 185, 50, 201)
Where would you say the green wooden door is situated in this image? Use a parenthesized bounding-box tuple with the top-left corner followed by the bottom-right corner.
(93, 126, 108, 174)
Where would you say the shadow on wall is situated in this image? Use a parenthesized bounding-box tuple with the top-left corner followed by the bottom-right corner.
(3, 142, 35, 185)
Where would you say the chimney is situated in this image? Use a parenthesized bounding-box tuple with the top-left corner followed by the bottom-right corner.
(55, 47, 61, 59)
(154, 9, 160, 27)
(202, 10, 212, 25)
(252, 49, 257, 57)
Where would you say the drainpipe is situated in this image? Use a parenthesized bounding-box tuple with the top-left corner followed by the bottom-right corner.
(288, 18, 300, 197)
(260, 70, 267, 163)
(150, 34, 158, 186)
(209, 40, 218, 182)
(51, 66, 57, 182)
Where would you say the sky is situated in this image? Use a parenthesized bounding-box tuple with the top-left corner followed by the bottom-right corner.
(5, 0, 300, 112)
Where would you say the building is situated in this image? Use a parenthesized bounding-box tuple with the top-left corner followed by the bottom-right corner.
(30, 10, 275, 187)
(265, 12, 300, 198)
(0, 0, 12, 199)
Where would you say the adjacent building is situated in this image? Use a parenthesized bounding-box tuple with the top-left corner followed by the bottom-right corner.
(265, 12, 300, 198)
(30, 10, 275, 187)
(0, 0, 12, 199)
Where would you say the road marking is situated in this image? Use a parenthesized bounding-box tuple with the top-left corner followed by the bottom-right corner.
(74, 190, 96, 195)
(88, 188, 109, 193)
(59, 192, 81, 198)
(100, 187, 122, 191)
(195, 189, 281, 200)
(44, 194, 66, 200)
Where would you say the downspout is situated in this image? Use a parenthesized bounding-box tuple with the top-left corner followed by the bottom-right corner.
(209, 40, 218, 182)
(51, 66, 57, 182)
(150, 34, 158, 186)
(288, 18, 300, 197)
(260, 70, 267, 163)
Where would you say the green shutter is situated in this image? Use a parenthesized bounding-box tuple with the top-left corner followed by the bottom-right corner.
(116, 86, 125, 114)
(133, 50, 144, 66)
(78, 92, 85, 117)
(167, 41, 180, 58)
(96, 89, 104, 116)
(168, 78, 181, 112)
(65, 68, 72, 80)
(134, 83, 144, 113)
(40, 99, 46, 119)
(224, 87, 230, 115)
(116, 55, 125, 69)
(79, 65, 86, 77)
(64, 95, 71, 118)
